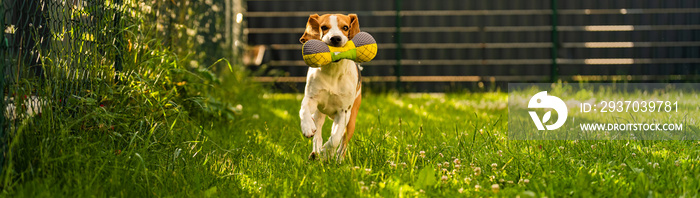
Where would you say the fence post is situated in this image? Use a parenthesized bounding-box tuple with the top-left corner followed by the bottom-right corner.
(0, 0, 5, 175)
(550, 0, 559, 82)
(113, 0, 122, 82)
(394, 0, 403, 92)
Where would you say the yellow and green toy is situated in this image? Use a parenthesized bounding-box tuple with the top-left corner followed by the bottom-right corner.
(302, 32, 377, 67)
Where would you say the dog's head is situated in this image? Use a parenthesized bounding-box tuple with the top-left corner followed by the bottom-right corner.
(299, 14, 360, 47)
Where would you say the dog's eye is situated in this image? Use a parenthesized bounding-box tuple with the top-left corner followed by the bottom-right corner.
(343, 26, 349, 31)
(321, 26, 329, 31)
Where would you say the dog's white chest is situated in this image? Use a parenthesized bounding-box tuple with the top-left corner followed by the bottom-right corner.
(304, 59, 358, 115)
(315, 90, 353, 116)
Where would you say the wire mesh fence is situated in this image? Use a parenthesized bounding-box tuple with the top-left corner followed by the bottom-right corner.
(0, 0, 244, 175)
(1, 0, 125, 174)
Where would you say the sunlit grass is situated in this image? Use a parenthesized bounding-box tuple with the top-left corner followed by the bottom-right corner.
(4, 1, 698, 194)
(5, 85, 700, 196)
(197, 91, 700, 197)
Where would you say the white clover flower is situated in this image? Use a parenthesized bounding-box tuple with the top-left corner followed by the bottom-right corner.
(491, 184, 500, 192)
(473, 167, 482, 175)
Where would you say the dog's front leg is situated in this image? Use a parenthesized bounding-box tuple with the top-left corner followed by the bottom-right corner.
(299, 97, 318, 138)
(309, 111, 325, 160)
(321, 109, 350, 160)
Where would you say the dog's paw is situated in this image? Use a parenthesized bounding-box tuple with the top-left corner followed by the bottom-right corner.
(308, 152, 317, 160)
(300, 120, 317, 138)
(318, 146, 336, 161)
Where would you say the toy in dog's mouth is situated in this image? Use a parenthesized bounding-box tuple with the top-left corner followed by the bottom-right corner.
(302, 32, 377, 67)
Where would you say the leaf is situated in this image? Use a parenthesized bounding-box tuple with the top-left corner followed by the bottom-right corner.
(542, 111, 551, 123)
(519, 191, 537, 198)
(632, 167, 644, 173)
(415, 167, 436, 190)
(204, 186, 218, 197)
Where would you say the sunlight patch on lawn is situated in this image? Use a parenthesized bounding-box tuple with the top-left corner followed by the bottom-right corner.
(270, 109, 292, 120)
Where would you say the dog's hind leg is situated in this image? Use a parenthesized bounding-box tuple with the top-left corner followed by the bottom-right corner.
(337, 91, 361, 161)
(322, 109, 349, 160)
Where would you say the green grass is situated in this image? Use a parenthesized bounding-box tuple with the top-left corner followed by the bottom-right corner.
(4, 1, 700, 196)
(5, 79, 700, 197)
(213, 91, 700, 197)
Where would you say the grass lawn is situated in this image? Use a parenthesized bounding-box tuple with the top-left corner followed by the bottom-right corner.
(6, 90, 700, 197)
(205, 91, 700, 196)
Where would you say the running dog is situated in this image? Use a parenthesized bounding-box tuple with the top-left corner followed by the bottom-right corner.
(298, 14, 362, 162)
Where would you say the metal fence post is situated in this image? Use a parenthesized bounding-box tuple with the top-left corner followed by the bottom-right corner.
(113, 0, 122, 82)
(394, 0, 403, 92)
(550, 0, 559, 82)
(0, 0, 5, 175)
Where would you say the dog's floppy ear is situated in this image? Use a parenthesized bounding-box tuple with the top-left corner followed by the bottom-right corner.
(300, 14, 321, 44)
(347, 14, 361, 40)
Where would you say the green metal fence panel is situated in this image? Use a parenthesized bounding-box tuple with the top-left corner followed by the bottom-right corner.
(246, 0, 700, 92)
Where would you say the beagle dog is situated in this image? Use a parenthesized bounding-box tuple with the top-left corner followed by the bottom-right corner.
(299, 14, 362, 161)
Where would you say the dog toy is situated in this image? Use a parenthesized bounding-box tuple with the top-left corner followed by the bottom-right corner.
(302, 32, 377, 67)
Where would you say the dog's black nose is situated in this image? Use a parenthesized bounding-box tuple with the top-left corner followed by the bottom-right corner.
(330, 36, 342, 45)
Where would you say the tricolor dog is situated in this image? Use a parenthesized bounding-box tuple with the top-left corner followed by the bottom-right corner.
(299, 14, 362, 161)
